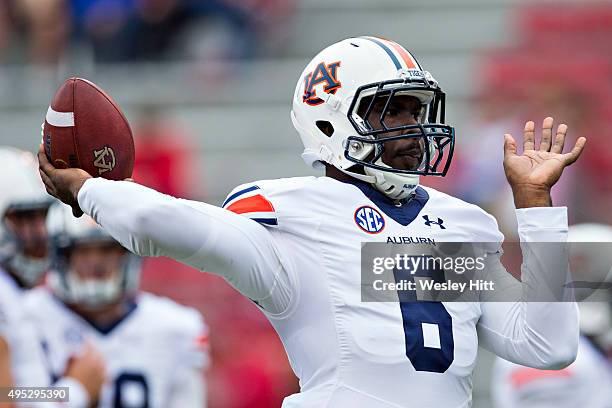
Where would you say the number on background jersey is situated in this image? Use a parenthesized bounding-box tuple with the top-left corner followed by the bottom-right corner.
(393, 260, 454, 373)
(114, 372, 149, 408)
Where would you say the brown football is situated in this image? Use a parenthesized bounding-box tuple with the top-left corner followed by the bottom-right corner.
(43, 77, 134, 180)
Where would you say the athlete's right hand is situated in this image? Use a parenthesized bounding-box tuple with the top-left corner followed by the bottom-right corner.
(64, 342, 106, 405)
(38, 144, 92, 217)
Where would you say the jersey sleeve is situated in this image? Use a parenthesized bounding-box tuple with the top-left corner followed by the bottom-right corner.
(222, 184, 278, 226)
(222, 177, 321, 236)
(477, 207, 579, 369)
(77, 178, 294, 314)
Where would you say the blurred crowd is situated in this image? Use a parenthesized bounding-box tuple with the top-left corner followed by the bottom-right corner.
(427, 2, 612, 239)
(0, 0, 295, 64)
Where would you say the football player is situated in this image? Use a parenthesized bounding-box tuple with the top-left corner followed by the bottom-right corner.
(23, 204, 208, 408)
(491, 223, 612, 408)
(0, 147, 106, 408)
(39, 37, 586, 407)
(492, 315, 612, 408)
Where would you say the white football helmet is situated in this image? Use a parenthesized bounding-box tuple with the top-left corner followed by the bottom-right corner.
(47, 203, 141, 309)
(0, 147, 52, 286)
(291, 36, 455, 200)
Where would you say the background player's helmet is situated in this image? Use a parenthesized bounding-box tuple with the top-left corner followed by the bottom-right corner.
(0, 147, 52, 286)
(47, 204, 141, 309)
(569, 223, 612, 352)
(291, 37, 455, 200)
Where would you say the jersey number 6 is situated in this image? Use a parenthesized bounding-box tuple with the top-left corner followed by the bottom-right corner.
(394, 264, 454, 373)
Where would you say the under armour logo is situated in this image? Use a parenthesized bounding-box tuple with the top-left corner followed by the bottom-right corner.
(423, 215, 446, 229)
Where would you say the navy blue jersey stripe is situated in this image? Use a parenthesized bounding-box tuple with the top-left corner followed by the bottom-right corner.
(222, 185, 260, 207)
(252, 218, 278, 226)
(345, 178, 429, 226)
(361, 36, 402, 70)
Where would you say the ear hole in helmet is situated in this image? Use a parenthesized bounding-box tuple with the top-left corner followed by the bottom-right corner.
(316, 120, 334, 137)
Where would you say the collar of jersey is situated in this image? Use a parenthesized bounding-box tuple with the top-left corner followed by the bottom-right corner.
(52, 292, 140, 336)
(340, 178, 430, 226)
(80, 300, 138, 335)
(0, 265, 28, 290)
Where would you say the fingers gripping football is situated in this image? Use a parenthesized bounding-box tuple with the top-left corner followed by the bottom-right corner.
(38, 144, 91, 217)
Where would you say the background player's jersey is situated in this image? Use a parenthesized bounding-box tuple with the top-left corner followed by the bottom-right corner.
(492, 336, 612, 408)
(0, 268, 50, 388)
(221, 176, 570, 408)
(23, 288, 208, 408)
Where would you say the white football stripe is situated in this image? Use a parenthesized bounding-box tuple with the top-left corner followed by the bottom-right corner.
(238, 211, 276, 219)
(46, 106, 75, 127)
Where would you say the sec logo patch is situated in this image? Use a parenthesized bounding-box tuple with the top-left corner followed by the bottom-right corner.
(354, 206, 385, 234)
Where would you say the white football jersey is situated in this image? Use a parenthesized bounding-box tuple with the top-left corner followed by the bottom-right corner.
(492, 336, 612, 408)
(77, 175, 578, 408)
(222, 177, 573, 408)
(222, 177, 502, 407)
(23, 288, 208, 408)
(0, 268, 50, 388)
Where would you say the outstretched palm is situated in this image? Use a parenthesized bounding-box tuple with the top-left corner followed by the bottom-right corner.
(503, 117, 586, 192)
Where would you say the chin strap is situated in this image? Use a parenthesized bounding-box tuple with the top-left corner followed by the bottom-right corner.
(338, 166, 377, 184)
(337, 164, 419, 202)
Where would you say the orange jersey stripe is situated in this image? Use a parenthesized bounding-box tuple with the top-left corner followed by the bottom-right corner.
(226, 194, 275, 214)
(510, 367, 573, 389)
(194, 334, 210, 348)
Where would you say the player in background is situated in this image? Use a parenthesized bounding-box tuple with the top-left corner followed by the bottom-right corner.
(491, 223, 612, 408)
(0, 147, 49, 391)
(23, 203, 209, 408)
(569, 223, 612, 363)
(0, 146, 107, 408)
(39, 37, 586, 407)
(492, 333, 612, 408)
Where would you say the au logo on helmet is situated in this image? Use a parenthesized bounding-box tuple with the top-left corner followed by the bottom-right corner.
(302, 61, 342, 106)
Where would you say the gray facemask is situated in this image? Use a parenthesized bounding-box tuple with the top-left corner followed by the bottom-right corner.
(6, 253, 49, 287)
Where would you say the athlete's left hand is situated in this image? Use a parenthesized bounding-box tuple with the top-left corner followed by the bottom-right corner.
(503, 117, 586, 208)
